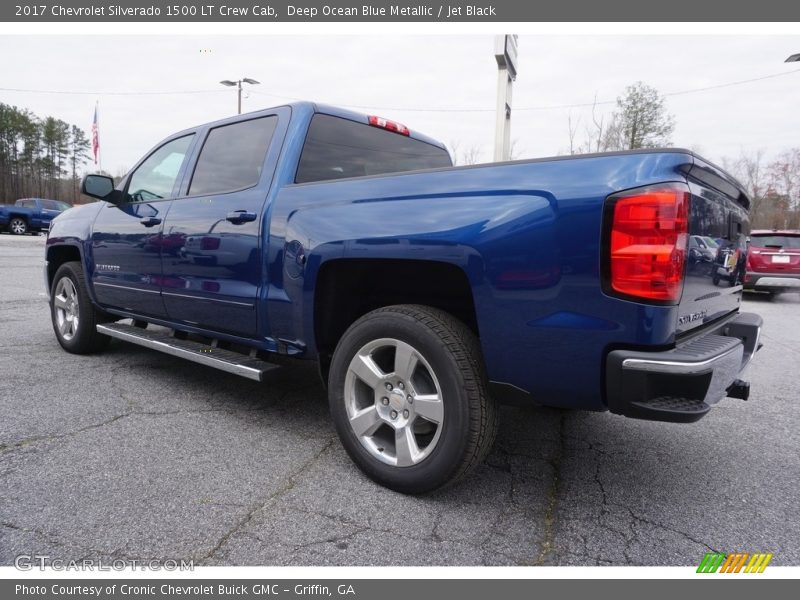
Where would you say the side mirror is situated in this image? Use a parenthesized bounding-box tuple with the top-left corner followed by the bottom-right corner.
(81, 174, 118, 202)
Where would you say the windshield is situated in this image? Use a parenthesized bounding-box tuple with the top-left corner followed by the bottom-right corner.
(750, 234, 800, 249)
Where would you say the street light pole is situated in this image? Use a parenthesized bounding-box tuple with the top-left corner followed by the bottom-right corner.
(493, 35, 518, 162)
(219, 78, 261, 115)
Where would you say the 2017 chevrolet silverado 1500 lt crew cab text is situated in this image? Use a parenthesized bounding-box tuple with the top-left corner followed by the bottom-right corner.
(1, 198, 71, 234)
(45, 102, 762, 493)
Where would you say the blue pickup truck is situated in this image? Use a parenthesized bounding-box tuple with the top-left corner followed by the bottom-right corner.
(45, 102, 762, 493)
(1, 198, 71, 234)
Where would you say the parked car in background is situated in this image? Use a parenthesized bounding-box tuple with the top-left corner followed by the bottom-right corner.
(0, 198, 72, 235)
(688, 235, 718, 274)
(745, 229, 800, 296)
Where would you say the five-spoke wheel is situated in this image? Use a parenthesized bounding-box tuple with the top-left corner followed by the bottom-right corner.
(53, 277, 80, 341)
(345, 338, 445, 467)
(329, 304, 497, 494)
(50, 261, 111, 354)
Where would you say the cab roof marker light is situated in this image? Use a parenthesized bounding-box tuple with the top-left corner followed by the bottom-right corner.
(368, 115, 410, 136)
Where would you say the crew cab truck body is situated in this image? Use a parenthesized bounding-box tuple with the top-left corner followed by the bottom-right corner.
(1, 198, 71, 234)
(45, 102, 762, 493)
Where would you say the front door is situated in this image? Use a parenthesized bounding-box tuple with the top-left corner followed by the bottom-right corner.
(91, 134, 195, 317)
(160, 114, 279, 337)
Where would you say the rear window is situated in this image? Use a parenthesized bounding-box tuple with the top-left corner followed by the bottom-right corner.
(750, 234, 800, 249)
(295, 114, 452, 184)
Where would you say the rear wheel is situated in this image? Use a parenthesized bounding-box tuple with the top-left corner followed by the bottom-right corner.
(50, 261, 111, 354)
(328, 304, 497, 494)
(9, 217, 27, 235)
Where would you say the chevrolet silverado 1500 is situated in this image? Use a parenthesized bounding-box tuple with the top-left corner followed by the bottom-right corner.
(45, 102, 762, 493)
(1, 198, 71, 234)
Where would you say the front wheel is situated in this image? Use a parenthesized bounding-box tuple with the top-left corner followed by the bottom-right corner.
(50, 261, 111, 354)
(328, 305, 497, 494)
(9, 217, 27, 235)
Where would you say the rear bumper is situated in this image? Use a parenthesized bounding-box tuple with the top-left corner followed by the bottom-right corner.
(605, 312, 762, 423)
(744, 272, 800, 291)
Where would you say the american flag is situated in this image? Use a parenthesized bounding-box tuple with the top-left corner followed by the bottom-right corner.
(91, 104, 100, 165)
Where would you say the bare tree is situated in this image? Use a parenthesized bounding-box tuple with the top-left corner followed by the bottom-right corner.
(567, 113, 580, 155)
(448, 140, 484, 166)
(723, 150, 768, 226)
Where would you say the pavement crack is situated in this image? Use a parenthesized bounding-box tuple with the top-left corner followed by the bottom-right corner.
(199, 436, 337, 563)
(0, 413, 130, 454)
(533, 411, 565, 565)
(617, 505, 718, 554)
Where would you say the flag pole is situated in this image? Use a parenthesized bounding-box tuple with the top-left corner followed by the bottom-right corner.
(97, 100, 102, 172)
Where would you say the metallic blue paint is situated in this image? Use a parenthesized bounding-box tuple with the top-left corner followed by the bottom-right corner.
(46, 102, 749, 412)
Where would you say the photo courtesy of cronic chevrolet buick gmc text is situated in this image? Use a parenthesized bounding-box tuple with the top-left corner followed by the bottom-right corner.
(44, 102, 762, 493)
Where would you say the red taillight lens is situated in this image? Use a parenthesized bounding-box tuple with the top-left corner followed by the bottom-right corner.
(200, 236, 221, 251)
(606, 186, 689, 303)
(368, 115, 410, 136)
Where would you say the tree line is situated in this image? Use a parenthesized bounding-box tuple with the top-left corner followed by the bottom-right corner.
(0, 102, 91, 204)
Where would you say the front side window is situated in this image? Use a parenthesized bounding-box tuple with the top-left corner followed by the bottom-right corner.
(295, 114, 452, 184)
(188, 116, 278, 196)
(126, 135, 194, 202)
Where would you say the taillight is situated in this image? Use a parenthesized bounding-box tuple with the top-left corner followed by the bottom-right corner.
(603, 185, 689, 304)
(201, 236, 221, 251)
(368, 115, 410, 136)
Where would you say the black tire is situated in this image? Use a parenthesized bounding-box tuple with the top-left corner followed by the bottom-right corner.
(50, 261, 111, 354)
(9, 217, 27, 235)
(328, 304, 497, 494)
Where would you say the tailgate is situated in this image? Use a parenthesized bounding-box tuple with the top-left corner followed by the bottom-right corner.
(678, 157, 750, 336)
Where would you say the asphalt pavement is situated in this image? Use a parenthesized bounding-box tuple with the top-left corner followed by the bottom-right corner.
(0, 233, 798, 566)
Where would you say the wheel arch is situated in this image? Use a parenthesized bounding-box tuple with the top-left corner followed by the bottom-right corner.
(46, 244, 84, 292)
(312, 258, 480, 380)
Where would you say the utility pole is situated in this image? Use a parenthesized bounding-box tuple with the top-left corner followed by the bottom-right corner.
(494, 35, 518, 162)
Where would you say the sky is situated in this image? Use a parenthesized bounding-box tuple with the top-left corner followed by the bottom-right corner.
(1, 34, 799, 176)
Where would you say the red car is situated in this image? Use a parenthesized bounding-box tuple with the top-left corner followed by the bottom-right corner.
(744, 229, 800, 296)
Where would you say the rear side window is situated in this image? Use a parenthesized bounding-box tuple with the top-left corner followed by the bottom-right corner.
(295, 114, 452, 184)
(189, 116, 278, 196)
(751, 234, 800, 249)
(40, 199, 70, 211)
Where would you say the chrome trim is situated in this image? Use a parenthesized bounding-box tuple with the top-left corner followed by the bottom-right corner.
(622, 345, 741, 374)
(94, 282, 160, 294)
(96, 324, 265, 381)
(161, 291, 254, 307)
(750, 277, 800, 288)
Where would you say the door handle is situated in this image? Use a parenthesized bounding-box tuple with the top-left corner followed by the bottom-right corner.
(226, 210, 257, 224)
(140, 217, 161, 227)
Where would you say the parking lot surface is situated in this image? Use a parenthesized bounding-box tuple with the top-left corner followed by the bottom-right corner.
(1, 233, 798, 566)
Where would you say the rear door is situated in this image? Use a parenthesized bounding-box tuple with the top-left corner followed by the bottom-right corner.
(91, 133, 196, 317)
(159, 110, 284, 338)
(678, 157, 751, 336)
